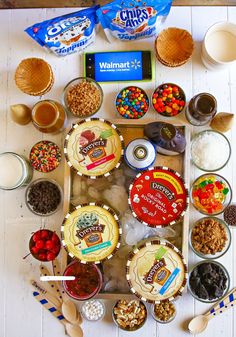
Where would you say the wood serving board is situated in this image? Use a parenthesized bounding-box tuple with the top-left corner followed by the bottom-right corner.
(62, 118, 190, 299)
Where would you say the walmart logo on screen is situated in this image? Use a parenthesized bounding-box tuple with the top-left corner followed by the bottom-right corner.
(99, 59, 141, 72)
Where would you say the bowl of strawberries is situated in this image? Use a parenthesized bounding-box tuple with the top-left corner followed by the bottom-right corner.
(29, 229, 61, 262)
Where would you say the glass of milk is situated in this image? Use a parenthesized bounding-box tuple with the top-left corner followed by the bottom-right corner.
(201, 21, 236, 71)
(0, 152, 32, 190)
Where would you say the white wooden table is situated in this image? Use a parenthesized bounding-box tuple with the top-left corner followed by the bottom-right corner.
(0, 6, 236, 337)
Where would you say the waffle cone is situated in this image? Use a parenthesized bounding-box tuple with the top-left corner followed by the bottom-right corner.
(155, 28, 194, 67)
(15, 58, 54, 96)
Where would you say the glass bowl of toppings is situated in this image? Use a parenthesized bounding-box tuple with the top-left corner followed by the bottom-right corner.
(25, 178, 63, 216)
(62, 77, 103, 118)
(189, 217, 231, 259)
(224, 203, 236, 227)
(152, 83, 186, 117)
(29, 229, 61, 262)
(115, 86, 149, 119)
(62, 260, 103, 301)
(150, 301, 177, 324)
(191, 130, 231, 172)
(112, 300, 147, 331)
(191, 174, 232, 215)
(81, 300, 105, 322)
(188, 260, 230, 303)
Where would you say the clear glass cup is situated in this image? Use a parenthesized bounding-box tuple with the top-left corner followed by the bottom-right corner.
(81, 300, 106, 322)
(32, 99, 67, 134)
(0, 152, 32, 190)
(189, 216, 231, 259)
(188, 260, 230, 303)
(150, 301, 177, 324)
(185, 93, 217, 126)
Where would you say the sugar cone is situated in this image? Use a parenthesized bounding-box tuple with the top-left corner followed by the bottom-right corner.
(210, 112, 234, 133)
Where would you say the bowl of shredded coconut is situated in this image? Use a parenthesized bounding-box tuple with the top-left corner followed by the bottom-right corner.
(191, 130, 231, 171)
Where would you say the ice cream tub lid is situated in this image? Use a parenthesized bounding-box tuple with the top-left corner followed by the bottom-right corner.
(126, 239, 187, 303)
(61, 203, 122, 263)
(128, 166, 189, 227)
(64, 118, 124, 179)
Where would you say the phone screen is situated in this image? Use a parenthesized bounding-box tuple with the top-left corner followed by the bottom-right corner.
(85, 51, 152, 82)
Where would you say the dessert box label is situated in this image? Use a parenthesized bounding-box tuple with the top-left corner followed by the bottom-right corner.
(64, 119, 124, 178)
(126, 240, 187, 302)
(129, 167, 188, 227)
(61, 204, 121, 263)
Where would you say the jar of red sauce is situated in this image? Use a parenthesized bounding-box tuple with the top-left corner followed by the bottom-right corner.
(62, 260, 103, 301)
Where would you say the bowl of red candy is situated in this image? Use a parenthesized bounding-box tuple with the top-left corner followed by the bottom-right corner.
(29, 229, 61, 262)
(152, 83, 186, 117)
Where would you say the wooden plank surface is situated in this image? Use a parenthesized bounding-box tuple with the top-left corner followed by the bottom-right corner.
(0, 0, 236, 8)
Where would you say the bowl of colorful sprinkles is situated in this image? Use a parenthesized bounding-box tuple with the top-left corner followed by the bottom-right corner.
(191, 174, 232, 215)
(116, 86, 149, 119)
(152, 83, 186, 117)
(29, 140, 61, 173)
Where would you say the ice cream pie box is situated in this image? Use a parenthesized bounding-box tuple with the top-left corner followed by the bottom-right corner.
(61, 118, 190, 300)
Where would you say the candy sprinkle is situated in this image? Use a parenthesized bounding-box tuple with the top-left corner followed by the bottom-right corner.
(29, 140, 61, 173)
(116, 86, 149, 119)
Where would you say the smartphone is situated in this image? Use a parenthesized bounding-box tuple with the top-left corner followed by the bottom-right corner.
(84, 50, 152, 83)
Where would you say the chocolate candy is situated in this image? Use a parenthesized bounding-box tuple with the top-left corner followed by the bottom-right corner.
(116, 86, 149, 119)
(189, 262, 228, 300)
(224, 204, 236, 226)
(152, 83, 185, 117)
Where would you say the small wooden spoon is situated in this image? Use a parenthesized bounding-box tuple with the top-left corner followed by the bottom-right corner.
(66, 323, 83, 337)
(188, 288, 236, 334)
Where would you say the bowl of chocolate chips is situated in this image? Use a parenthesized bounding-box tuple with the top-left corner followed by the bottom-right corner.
(25, 178, 62, 216)
(188, 260, 230, 303)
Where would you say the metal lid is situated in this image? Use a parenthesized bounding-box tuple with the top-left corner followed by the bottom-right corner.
(61, 203, 122, 264)
(126, 239, 187, 303)
(64, 118, 124, 179)
(128, 166, 189, 227)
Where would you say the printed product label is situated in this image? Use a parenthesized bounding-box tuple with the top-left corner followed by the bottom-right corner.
(66, 120, 123, 177)
(128, 244, 185, 302)
(63, 205, 120, 262)
(130, 168, 187, 227)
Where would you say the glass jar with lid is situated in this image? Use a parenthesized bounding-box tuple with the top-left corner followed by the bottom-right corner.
(32, 99, 67, 134)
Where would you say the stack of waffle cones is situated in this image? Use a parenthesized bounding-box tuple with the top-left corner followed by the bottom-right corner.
(15, 58, 54, 96)
(155, 28, 194, 67)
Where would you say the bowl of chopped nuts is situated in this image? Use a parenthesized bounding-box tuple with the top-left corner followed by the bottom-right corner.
(150, 301, 177, 324)
(62, 77, 103, 118)
(112, 300, 147, 331)
(189, 217, 231, 259)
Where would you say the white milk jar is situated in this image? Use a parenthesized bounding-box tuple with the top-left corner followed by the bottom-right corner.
(201, 22, 236, 71)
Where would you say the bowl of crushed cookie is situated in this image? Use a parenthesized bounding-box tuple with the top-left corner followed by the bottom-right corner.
(62, 77, 103, 118)
(151, 301, 177, 324)
(190, 217, 231, 259)
(112, 300, 147, 331)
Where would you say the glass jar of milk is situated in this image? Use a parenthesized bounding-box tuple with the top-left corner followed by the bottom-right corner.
(0, 152, 33, 190)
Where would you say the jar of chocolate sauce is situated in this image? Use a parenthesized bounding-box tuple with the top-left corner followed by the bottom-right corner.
(185, 93, 217, 126)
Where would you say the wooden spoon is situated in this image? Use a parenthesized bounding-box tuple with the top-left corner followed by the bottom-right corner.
(188, 288, 236, 334)
(65, 323, 83, 337)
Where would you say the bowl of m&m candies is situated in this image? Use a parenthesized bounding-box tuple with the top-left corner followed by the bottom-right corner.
(116, 86, 149, 119)
(152, 83, 186, 117)
(29, 229, 61, 262)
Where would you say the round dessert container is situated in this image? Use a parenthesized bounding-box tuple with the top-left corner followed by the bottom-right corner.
(188, 260, 230, 303)
(29, 229, 61, 262)
(191, 130, 231, 172)
(189, 217, 231, 259)
(150, 301, 177, 324)
(64, 118, 124, 179)
(29, 140, 62, 173)
(25, 178, 63, 216)
(61, 203, 122, 264)
(0, 152, 32, 190)
(152, 83, 186, 117)
(62, 77, 103, 118)
(124, 138, 156, 171)
(115, 86, 149, 119)
(81, 300, 106, 322)
(126, 239, 187, 303)
(224, 203, 236, 227)
(128, 166, 189, 227)
(191, 173, 232, 215)
(63, 260, 103, 301)
(112, 300, 147, 331)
